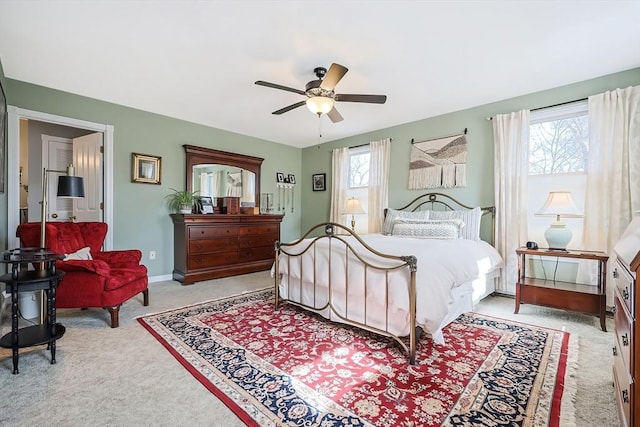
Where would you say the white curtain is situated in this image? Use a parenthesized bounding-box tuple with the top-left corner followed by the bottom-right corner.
(330, 147, 350, 230)
(241, 170, 254, 204)
(493, 110, 530, 294)
(578, 86, 640, 305)
(368, 138, 390, 233)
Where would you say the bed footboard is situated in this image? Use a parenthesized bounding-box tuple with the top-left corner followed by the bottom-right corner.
(274, 223, 418, 364)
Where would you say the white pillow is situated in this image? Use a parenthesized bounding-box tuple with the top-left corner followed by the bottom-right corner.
(392, 218, 465, 239)
(429, 207, 482, 240)
(64, 247, 93, 261)
(382, 208, 430, 235)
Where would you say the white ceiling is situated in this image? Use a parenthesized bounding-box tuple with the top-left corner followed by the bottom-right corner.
(1, 1, 639, 148)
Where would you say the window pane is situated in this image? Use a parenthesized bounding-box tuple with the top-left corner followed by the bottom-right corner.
(349, 152, 370, 188)
(529, 115, 588, 175)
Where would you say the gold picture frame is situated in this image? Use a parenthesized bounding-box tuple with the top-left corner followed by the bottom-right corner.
(132, 153, 161, 185)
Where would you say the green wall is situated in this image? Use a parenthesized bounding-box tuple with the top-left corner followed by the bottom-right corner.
(4, 78, 302, 277)
(300, 68, 640, 235)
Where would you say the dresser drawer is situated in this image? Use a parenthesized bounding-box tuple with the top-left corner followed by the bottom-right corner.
(614, 259, 635, 316)
(613, 349, 633, 427)
(188, 251, 238, 270)
(237, 235, 277, 249)
(189, 226, 239, 240)
(239, 224, 279, 236)
(189, 238, 238, 254)
(238, 246, 275, 262)
(614, 294, 635, 375)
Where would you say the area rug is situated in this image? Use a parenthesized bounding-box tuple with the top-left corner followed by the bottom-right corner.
(138, 289, 573, 426)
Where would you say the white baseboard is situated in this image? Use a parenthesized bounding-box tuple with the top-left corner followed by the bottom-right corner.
(148, 274, 174, 283)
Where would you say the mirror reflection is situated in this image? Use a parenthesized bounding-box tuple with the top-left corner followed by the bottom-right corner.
(192, 164, 256, 204)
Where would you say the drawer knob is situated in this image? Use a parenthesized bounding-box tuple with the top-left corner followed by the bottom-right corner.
(613, 268, 618, 278)
(612, 346, 617, 356)
(622, 389, 629, 404)
(622, 333, 629, 347)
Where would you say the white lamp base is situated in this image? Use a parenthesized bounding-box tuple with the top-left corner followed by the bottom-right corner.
(544, 222, 572, 250)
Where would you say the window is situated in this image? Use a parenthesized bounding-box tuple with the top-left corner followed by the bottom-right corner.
(527, 101, 588, 253)
(347, 145, 370, 233)
(348, 146, 370, 189)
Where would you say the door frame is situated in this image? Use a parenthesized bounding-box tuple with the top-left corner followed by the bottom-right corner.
(7, 106, 114, 249)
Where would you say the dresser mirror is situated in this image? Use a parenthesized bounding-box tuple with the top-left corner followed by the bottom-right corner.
(184, 145, 263, 209)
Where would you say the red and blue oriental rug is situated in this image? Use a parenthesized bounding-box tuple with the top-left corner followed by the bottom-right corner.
(138, 289, 573, 426)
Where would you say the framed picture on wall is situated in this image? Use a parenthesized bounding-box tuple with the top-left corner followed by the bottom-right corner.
(276, 172, 285, 183)
(288, 174, 296, 185)
(132, 153, 161, 184)
(312, 173, 326, 191)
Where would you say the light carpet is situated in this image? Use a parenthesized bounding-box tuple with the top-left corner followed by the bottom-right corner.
(0, 271, 615, 426)
(139, 288, 572, 426)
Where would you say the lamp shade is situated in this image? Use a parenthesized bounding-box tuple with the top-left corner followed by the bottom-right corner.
(306, 96, 334, 115)
(57, 176, 85, 198)
(343, 197, 365, 215)
(535, 191, 583, 218)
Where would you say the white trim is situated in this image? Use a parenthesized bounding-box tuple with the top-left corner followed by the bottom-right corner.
(530, 100, 588, 123)
(148, 274, 174, 283)
(7, 106, 114, 250)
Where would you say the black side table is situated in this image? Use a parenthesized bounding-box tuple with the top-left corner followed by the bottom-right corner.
(0, 248, 65, 374)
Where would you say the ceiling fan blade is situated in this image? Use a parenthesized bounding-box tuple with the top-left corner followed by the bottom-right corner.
(255, 80, 306, 96)
(327, 107, 344, 123)
(272, 101, 306, 115)
(320, 63, 348, 91)
(335, 94, 387, 104)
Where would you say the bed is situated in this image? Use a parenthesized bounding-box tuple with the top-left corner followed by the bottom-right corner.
(273, 193, 503, 364)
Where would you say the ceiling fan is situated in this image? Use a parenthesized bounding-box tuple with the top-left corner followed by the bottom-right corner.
(255, 63, 387, 123)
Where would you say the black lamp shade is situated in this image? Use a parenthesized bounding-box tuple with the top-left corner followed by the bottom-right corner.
(57, 176, 85, 198)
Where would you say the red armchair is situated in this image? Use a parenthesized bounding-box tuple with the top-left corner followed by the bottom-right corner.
(16, 222, 149, 327)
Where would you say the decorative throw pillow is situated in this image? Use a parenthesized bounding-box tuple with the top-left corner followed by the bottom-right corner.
(382, 208, 430, 235)
(391, 218, 465, 239)
(429, 207, 482, 240)
(63, 246, 93, 261)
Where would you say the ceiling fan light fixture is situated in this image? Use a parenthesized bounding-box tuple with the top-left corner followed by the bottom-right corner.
(306, 96, 334, 115)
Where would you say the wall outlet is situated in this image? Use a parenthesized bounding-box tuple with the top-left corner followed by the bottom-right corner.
(149, 251, 156, 260)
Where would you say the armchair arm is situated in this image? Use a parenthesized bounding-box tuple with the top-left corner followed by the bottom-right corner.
(93, 249, 143, 268)
(59, 259, 111, 277)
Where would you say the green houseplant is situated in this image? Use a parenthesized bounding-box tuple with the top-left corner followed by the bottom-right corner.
(165, 188, 198, 214)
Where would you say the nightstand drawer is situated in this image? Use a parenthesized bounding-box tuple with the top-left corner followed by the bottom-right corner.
(614, 259, 635, 316)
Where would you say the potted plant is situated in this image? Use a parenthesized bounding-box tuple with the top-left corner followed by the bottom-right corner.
(165, 188, 198, 214)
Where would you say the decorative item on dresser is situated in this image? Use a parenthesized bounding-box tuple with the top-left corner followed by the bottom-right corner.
(612, 216, 640, 427)
(171, 213, 282, 284)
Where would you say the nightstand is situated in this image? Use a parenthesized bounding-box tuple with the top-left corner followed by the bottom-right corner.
(515, 247, 608, 331)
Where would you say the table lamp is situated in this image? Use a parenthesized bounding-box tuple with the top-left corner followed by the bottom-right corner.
(535, 191, 583, 250)
(36, 164, 84, 322)
(343, 197, 365, 232)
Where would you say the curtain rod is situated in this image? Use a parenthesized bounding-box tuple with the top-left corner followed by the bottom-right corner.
(339, 137, 394, 150)
(411, 128, 467, 145)
(486, 97, 588, 120)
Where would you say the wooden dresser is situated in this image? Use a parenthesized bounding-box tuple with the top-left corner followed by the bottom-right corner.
(612, 222, 640, 427)
(171, 214, 283, 284)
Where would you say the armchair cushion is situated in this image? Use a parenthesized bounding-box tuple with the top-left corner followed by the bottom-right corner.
(93, 249, 142, 268)
(58, 259, 111, 277)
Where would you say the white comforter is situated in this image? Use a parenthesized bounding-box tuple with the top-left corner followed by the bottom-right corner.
(275, 233, 503, 342)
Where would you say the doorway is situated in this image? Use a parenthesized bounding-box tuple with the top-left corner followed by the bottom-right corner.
(7, 106, 114, 250)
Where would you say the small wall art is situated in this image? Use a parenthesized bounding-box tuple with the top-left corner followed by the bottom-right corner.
(132, 153, 161, 185)
(312, 173, 326, 191)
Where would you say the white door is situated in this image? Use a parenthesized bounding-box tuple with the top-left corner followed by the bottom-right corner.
(41, 133, 103, 222)
(72, 133, 103, 222)
(42, 135, 73, 222)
